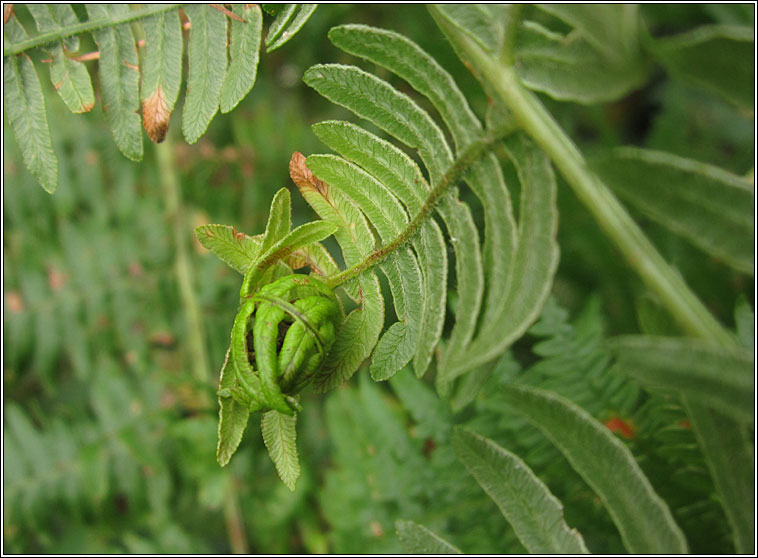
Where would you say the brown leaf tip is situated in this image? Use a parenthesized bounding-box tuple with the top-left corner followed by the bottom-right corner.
(142, 85, 172, 143)
(289, 152, 328, 197)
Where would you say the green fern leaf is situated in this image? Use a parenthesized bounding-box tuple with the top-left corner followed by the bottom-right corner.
(265, 5, 297, 44)
(328, 25, 517, 335)
(261, 409, 300, 491)
(195, 224, 262, 274)
(220, 4, 262, 113)
(217, 348, 251, 466)
(310, 120, 448, 377)
(395, 520, 463, 554)
(140, 10, 183, 143)
(303, 63, 484, 382)
(443, 134, 559, 383)
(3, 47, 58, 193)
(306, 154, 424, 380)
(319, 273, 384, 392)
(290, 152, 384, 390)
(682, 402, 754, 553)
(611, 336, 754, 424)
(501, 383, 688, 554)
(27, 4, 95, 114)
(453, 427, 589, 554)
(86, 4, 142, 161)
(592, 147, 754, 275)
(266, 4, 318, 53)
(260, 187, 293, 254)
(182, 5, 227, 144)
(240, 220, 339, 297)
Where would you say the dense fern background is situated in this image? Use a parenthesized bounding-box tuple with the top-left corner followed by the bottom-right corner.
(3, 4, 754, 554)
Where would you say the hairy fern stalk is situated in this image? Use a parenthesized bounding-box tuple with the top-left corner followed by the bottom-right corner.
(3, 3, 317, 192)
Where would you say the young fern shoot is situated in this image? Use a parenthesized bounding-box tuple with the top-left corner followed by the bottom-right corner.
(196, 24, 559, 489)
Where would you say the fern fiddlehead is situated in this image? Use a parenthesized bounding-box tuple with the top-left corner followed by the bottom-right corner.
(225, 274, 342, 415)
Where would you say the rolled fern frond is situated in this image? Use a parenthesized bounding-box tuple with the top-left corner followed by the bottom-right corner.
(227, 274, 342, 415)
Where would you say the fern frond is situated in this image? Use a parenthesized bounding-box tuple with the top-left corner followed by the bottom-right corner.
(3, 3, 318, 191)
(297, 25, 558, 390)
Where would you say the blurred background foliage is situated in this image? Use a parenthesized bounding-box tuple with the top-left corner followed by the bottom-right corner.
(3, 4, 753, 554)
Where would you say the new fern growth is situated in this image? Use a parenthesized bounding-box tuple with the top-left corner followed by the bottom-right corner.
(3, 3, 317, 192)
(195, 20, 564, 488)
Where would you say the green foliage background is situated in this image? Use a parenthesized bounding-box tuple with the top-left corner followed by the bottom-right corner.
(3, 4, 754, 554)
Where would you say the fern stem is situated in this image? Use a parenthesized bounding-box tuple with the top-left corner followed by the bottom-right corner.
(155, 135, 212, 388)
(223, 474, 250, 554)
(441, 22, 734, 347)
(326, 125, 514, 288)
(3, 4, 182, 57)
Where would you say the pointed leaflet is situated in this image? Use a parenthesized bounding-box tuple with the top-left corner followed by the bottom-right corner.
(86, 4, 142, 161)
(27, 4, 95, 114)
(592, 147, 754, 275)
(650, 24, 754, 112)
(453, 428, 589, 554)
(306, 154, 423, 381)
(289, 153, 384, 391)
(261, 410, 300, 491)
(217, 348, 251, 466)
(240, 221, 339, 297)
(610, 336, 753, 424)
(395, 520, 462, 554)
(140, 10, 183, 143)
(264, 4, 296, 49)
(311, 120, 447, 377)
(303, 64, 483, 380)
(501, 383, 688, 554)
(444, 134, 559, 382)
(220, 4, 262, 113)
(3, 25, 58, 193)
(266, 4, 317, 53)
(328, 24, 516, 335)
(182, 4, 227, 143)
(194, 225, 262, 274)
(260, 187, 292, 254)
(238, 187, 291, 294)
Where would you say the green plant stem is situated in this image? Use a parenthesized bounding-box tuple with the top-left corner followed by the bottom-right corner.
(158, 133, 254, 554)
(326, 125, 515, 288)
(155, 136, 211, 387)
(4, 4, 183, 57)
(224, 474, 250, 554)
(451, 30, 734, 347)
